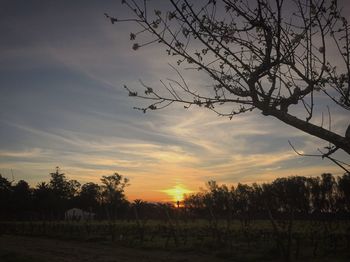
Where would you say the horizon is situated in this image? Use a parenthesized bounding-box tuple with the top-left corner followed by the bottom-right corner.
(0, 167, 346, 203)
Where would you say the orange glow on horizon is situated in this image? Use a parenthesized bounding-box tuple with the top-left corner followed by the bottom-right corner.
(161, 185, 193, 203)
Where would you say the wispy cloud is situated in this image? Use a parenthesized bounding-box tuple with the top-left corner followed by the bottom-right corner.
(0, 148, 44, 158)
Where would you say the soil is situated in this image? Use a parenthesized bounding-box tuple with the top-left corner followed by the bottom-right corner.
(0, 235, 224, 262)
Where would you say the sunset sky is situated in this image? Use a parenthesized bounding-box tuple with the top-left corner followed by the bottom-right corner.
(1, 0, 349, 202)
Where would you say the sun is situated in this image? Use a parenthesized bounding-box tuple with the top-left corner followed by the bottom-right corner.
(162, 185, 192, 202)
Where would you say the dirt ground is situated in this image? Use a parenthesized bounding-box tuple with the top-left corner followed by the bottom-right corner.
(0, 235, 225, 262)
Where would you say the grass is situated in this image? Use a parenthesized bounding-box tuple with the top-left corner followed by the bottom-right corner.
(0, 251, 46, 262)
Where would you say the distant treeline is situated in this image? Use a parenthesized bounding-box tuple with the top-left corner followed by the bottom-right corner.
(184, 173, 350, 221)
(0, 168, 350, 221)
(0, 167, 129, 221)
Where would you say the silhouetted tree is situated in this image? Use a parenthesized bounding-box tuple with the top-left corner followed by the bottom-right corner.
(48, 167, 81, 218)
(79, 182, 101, 212)
(338, 173, 350, 211)
(101, 172, 129, 220)
(108, 0, 350, 170)
(0, 174, 13, 220)
(12, 180, 32, 219)
(33, 182, 53, 219)
(49, 167, 69, 201)
(319, 173, 337, 213)
(183, 192, 206, 219)
(271, 176, 310, 213)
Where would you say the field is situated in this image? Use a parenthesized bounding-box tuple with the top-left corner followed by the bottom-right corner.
(0, 234, 228, 262)
(1, 219, 350, 261)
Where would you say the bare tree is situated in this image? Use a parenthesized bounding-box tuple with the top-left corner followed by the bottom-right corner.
(106, 0, 350, 166)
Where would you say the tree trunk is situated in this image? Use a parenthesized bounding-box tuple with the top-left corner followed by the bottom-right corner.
(267, 109, 350, 155)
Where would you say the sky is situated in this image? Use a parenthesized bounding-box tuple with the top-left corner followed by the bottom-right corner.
(0, 0, 349, 202)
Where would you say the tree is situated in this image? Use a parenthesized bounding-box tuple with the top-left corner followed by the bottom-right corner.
(337, 173, 350, 211)
(79, 182, 101, 211)
(33, 182, 53, 219)
(101, 172, 129, 219)
(0, 174, 12, 220)
(319, 172, 337, 212)
(12, 180, 32, 219)
(107, 0, 350, 168)
(48, 166, 81, 218)
(49, 167, 69, 198)
(49, 166, 81, 200)
(270, 176, 311, 213)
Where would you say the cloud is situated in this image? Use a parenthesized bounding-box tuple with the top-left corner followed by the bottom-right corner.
(0, 148, 44, 158)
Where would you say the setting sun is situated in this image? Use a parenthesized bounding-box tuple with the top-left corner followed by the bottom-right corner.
(162, 185, 193, 202)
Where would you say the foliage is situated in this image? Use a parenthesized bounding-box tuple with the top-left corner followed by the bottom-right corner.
(0, 168, 129, 221)
(184, 173, 350, 218)
(79, 182, 101, 211)
(101, 173, 129, 220)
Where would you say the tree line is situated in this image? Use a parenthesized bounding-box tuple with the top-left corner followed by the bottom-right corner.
(0, 167, 349, 221)
(0, 167, 129, 221)
(184, 173, 350, 222)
